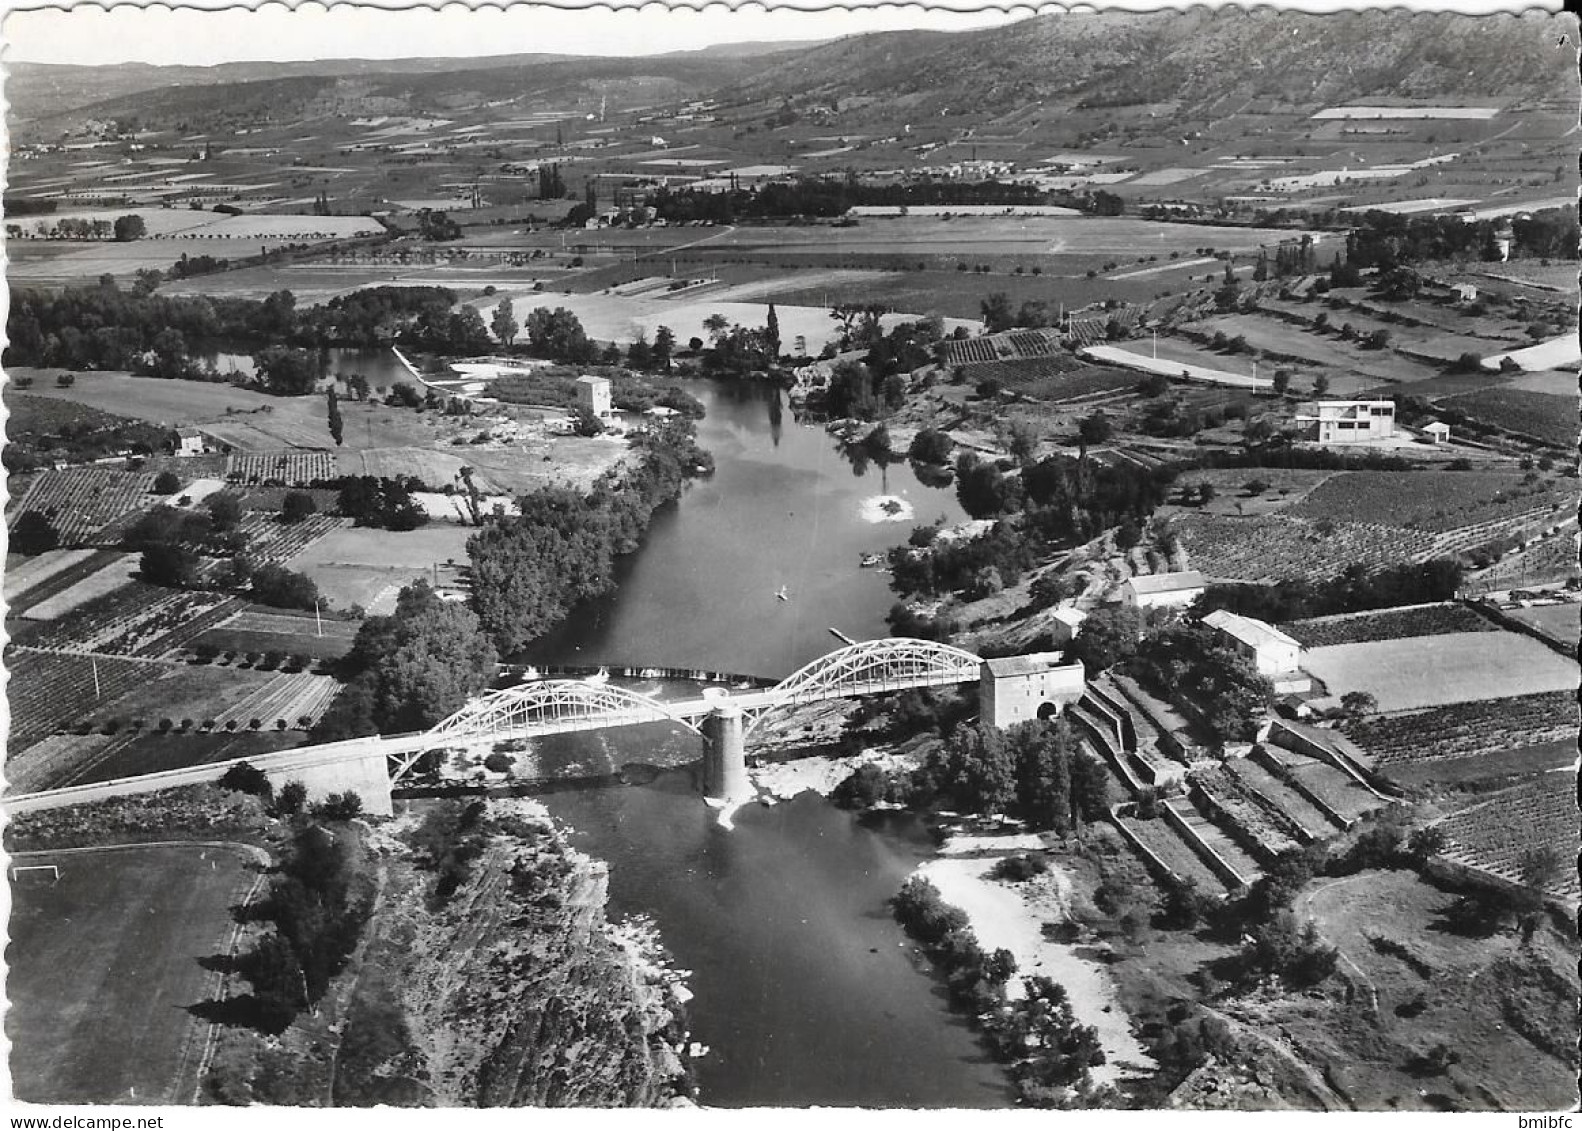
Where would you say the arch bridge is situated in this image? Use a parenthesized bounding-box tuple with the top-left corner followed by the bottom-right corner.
(4, 640, 1083, 819)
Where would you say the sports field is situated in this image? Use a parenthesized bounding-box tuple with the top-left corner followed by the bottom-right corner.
(6, 843, 256, 1104)
(1304, 630, 1578, 713)
(287, 523, 475, 608)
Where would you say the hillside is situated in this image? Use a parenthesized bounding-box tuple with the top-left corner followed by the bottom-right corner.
(9, 44, 813, 130)
(729, 9, 1578, 118)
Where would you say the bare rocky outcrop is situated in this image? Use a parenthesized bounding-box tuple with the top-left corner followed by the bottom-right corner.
(336, 800, 692, 1107)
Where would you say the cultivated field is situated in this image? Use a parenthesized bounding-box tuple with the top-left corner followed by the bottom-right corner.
(1440, 388, 1575, 448)
(13, 468, 161, 545)
(1288, 471, 1572, 535)
(1173, 513, 1436, 582)
(18, 553, 140, 621)
(75, 663, 338, 732)
(1281, 603, 1497, 648)
(2, 549, 99, 606)
(3, 648, 157, 759)
(192, 606, 361, 661)
(1342, 689, 1575, 777)
(6, 844, 256, 1104)
(1434, 772, 1581, 900)
(10, 581, 242, 658)
(286, 523, 475, 608)
(1303, 630, 1577, 712)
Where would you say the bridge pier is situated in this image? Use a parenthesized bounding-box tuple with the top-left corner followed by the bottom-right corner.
(701, 705, 753, 805)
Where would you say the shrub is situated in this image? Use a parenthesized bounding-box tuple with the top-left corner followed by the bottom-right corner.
(992, 853, 1050, 882)
(219, 761, 274, 798)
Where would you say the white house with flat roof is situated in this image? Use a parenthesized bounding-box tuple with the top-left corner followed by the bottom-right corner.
(1295, 399, 1395, 444)
(1118, 570, 1206, 611)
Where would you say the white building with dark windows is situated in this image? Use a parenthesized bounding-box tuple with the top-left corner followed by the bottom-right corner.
(1295, 399, 1396, 444)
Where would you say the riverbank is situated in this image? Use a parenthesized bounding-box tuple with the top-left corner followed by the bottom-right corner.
(919, 827, 1157, 1089)
(744, 740, 1157, 1094)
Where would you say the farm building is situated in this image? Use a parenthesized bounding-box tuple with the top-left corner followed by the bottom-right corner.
(1203, 609, 1312, 693)
(1118, 570, 1206, 611)
(1295, 399, 1396, 444)
(1049, 606, 1088, 645)
(175, 427, 209, 457)
(1422, 421, 1452, 444)
(979, 652, 1086, 728)
(1453, 283, 1478, 303)
(576, 374, 613, 420)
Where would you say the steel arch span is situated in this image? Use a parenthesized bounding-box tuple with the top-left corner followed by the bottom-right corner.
(427, 679, 704, 745)
(744, 637, 982, 734)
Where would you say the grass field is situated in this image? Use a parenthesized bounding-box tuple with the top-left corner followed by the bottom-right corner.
(1503, 602, 1581, 647)
(18, 554, 140, 621)
(1293, 868, 1580, 1112)
(1193, 313, 1444, 389)
(6, 844, 255, 1104)
(286, 523, 475, 608)
(1303, 630, 1578, 712)
(2, 549, 99, 605)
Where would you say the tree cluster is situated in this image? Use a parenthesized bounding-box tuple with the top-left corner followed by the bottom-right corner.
(313, 581, 498, 740)
(1124, 621, 1274, 743)
(1195, 558, 1463, 623)
(336, 476, 428, 531)
(467, 420, 711, 653)
(234, 821, 374, 1033)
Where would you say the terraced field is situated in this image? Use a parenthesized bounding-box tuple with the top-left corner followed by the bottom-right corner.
(1281, 602, 1497, 648)
(1223, 756, 1340, 840)
(1190, 765, 1303, 861)
(1115, 814, 1226, 890)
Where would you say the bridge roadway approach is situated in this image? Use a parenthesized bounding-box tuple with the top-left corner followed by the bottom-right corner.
(4, 639, 1085, 819)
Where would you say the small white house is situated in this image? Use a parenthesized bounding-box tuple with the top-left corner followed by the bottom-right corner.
(1049, 605, 1088, 645)
(175, 427, 208, 457)
(575, 374, 613, 419)
(1423, 421, 1452, 444)
(1119, 570, 1206, 611)
(1453, 283, 1478, 303)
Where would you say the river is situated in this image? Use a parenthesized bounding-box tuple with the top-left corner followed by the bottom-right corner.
(524, 380, 1012, 1106)
(523, 379, 968, 679)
